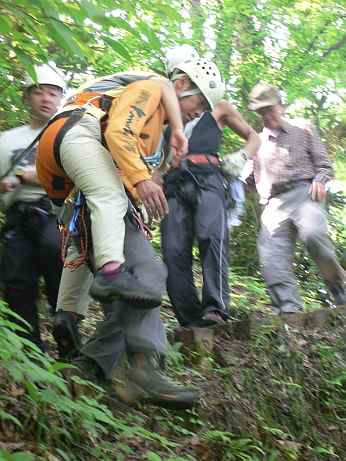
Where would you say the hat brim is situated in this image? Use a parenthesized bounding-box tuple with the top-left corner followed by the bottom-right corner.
(248, 98, 280, 111)
(248, 101, 273, 111)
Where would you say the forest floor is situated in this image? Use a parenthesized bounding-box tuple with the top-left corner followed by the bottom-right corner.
(1, 272, 346, 461)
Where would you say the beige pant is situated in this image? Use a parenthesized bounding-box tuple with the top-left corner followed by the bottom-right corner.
(56, 243, 92, 316)
(60, 113, 128, 269)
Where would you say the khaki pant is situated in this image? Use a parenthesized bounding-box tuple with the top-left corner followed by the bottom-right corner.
(258, 182, 345, 313)
(60, 113, 128, 269)
(56, 243, 93, 316)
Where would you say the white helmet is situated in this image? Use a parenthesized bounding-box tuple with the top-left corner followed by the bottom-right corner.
(172, 58, 225, 109)
(165, 44, 199, 75)
(24, 64, 66, 92)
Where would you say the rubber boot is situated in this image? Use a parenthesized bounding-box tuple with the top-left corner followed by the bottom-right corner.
(114, 352, 199, 409)
(53, 311, 82, 360)
(90, 264, 162, 308)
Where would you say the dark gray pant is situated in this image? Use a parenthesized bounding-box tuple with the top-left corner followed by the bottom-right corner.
(162, 169, 230, 326)
(81, 217, 167, 379)
(258, 182, 345, 313)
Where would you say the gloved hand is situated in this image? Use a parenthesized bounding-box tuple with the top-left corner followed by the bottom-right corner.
(221, 150, 249, 179)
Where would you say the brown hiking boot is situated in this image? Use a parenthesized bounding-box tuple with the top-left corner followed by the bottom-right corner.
(90, 264, 161, 308)
(280, 311, 306, 328)
(113, 353, 199, 410)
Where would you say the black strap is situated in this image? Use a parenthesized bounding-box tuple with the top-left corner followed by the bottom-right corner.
(53, 108, 86, 169)
(0, 109, 84, 181)
(0, 131, 43, 181)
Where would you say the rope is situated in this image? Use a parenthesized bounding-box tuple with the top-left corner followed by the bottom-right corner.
(60, 202, 90, 270)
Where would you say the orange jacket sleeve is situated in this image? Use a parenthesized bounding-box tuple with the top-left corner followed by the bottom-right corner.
(104, 79, 163, 187)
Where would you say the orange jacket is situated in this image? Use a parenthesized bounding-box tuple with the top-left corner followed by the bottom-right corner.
(105, 79, 165, 190)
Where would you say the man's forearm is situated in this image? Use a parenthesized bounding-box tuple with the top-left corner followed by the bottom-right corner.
(243, 130, 261, 157)
(160, 81, 184, 132)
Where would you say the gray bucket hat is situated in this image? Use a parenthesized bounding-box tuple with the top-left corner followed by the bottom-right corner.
(248, 82, 281, 111)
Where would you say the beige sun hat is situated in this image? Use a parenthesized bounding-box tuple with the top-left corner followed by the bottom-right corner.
(248, 82, 281, 111)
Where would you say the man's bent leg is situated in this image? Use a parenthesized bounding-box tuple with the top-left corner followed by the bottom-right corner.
(60, 114, 128, 269)
(295, 197, 346, 306)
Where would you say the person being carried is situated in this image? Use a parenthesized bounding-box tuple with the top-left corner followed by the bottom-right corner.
(160, 46, 261, 328)
(246, 82, 346, 315)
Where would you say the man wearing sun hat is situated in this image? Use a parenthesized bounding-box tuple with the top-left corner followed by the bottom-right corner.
(246, 82, 346, 315)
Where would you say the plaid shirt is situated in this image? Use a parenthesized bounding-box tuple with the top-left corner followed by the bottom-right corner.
(252, 118, 333, 201)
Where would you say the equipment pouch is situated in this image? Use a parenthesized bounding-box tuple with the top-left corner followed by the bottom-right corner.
(57, 190, 79, 227)
(58, 202, 75, 228)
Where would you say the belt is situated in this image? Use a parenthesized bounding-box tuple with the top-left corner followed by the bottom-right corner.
(271, 178, 313, 197)
(185, 153, 220, 166)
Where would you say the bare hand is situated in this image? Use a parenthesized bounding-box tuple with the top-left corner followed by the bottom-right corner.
(0, 177, 20, 192)
(151, 169, 163, 186)
(135, 179, 169, 219)
(169, 128, 188, 164)
(309, 181, 326, 202)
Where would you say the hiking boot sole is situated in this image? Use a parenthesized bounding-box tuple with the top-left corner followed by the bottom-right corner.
(90, 284, 161, 307)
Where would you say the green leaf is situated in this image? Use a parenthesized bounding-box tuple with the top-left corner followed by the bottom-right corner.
(103, 37, 132, 61)
(0, 16, 12, 34)
(145, 452, 162, 461)
(0, 410, 22, 428)
(49, 20, 84, 58)
(80, 0, 106, 19)
(136, 20, 161, 50)
(155, 4, 182, 22)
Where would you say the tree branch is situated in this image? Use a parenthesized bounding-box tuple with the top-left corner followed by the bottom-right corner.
(322, 31, 346, 57)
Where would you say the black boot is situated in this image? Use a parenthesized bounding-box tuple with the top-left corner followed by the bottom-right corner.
(53, 311, 82, 360)
(114, 352, 199, 410)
